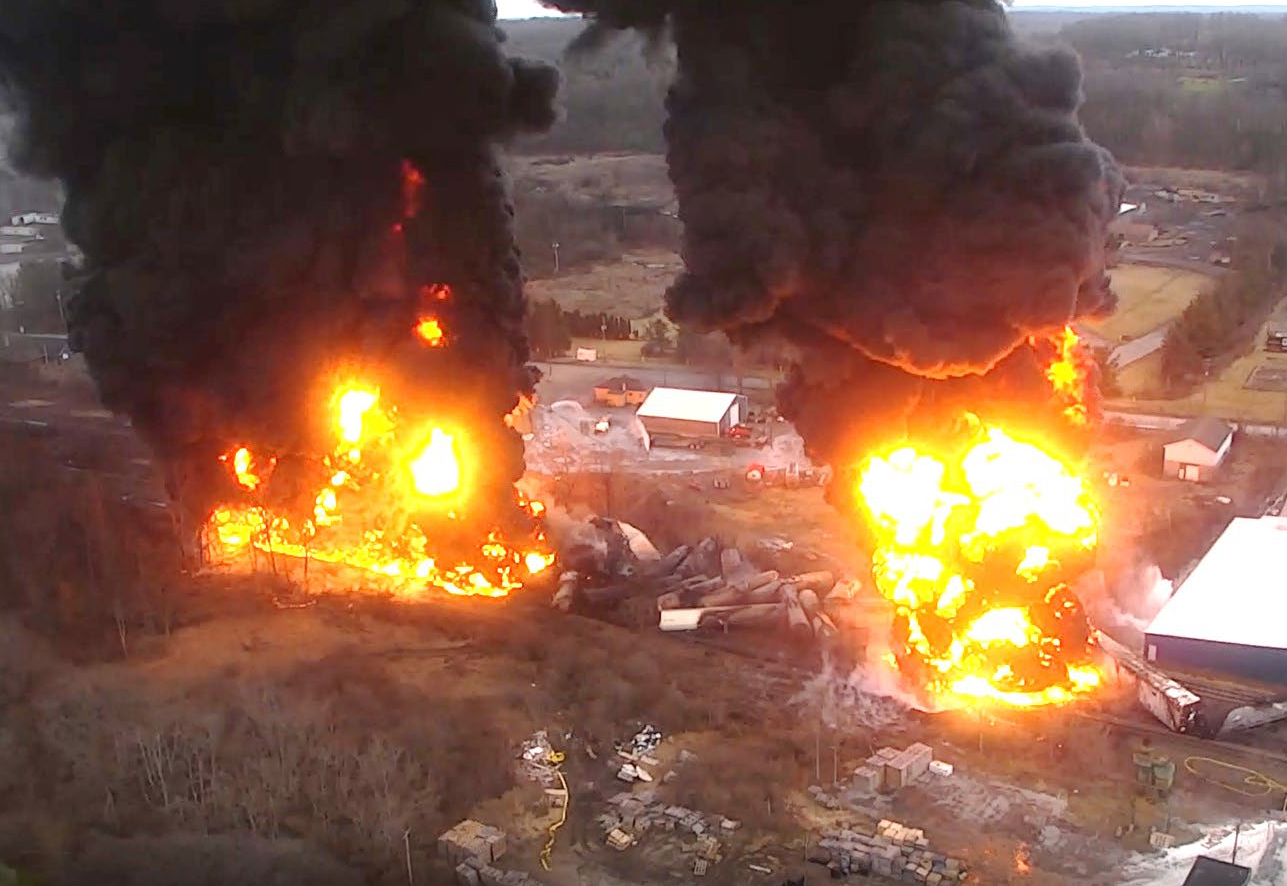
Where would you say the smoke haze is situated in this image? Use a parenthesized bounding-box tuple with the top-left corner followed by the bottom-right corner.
(553, 0, 1121, 468)
(0, 0, 558, 534)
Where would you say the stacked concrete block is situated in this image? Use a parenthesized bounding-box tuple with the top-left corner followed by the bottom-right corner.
(454, 856, 546, 886)
(905, 743, 934, 779)
(851, 765, 881, 793)
(816, 822, 967, 883)
(619, 797, 647, 827)
(882, 742, 934, 791)
(606, 828, 634, 851)
(439, 821, 507, 866)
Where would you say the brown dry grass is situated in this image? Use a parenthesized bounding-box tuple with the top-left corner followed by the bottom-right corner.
(1088, 264, 1213, 342)
(0, 433, 184, 653)
(525, 249, 680, 319)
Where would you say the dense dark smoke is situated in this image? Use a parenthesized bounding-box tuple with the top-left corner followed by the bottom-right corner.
(554, 0, 1122, 471)
(0, 0, 557, 535)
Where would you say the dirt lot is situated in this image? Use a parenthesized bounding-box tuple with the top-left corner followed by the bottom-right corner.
(526, 248, 679, 321)
(507, 154, 673, 210)
(3, 363, 1287, 885)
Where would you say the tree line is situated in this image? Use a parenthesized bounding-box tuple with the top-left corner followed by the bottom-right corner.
(1062, 14, 1287, 181)
(1160, 226, 1287, 392)
(504, 14, 1287, 184)
(527, 299, 637, 359)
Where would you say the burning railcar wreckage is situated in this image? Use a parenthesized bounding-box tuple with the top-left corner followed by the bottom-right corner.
(6, 2, 1287, 884)
(554, 0, 1122, 708)
(0, 0, 559, 596)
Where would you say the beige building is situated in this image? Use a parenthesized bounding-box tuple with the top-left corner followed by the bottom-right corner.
(593, 375, 650, 407)
(1162, 417, 1232, 482)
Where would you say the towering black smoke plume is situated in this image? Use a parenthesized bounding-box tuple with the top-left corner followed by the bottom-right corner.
(554, 0, 1122, 474)
(0, 0, 557, 534)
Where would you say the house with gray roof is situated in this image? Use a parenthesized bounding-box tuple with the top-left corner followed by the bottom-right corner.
(1162, 416, 1233, 482)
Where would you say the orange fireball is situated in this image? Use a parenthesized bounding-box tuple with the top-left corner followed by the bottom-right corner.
(207, 381, 552, 598)
(415, 316, 445, 347)
(858, 417, 1102, 708)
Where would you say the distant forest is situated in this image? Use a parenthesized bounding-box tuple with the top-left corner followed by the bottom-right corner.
(1065, 14, 1287, 179)
(508, 18, 670, 156)
(507, 13, 1287, 182)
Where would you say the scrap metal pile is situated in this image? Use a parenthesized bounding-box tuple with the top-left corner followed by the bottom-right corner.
(552, 519, 852, 643)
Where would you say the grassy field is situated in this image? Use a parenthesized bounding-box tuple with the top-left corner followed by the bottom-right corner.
(568, 336, 646, 362)
(1089, 264, 1214, 342)
(526, 248, 678, 319)
(1112, 307, 1287, 422)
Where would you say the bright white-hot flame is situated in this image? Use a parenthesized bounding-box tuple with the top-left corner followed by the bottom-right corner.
(336, 389, 379, 445)
(965, 608, 1035, 647)
(410, 428, 460, 497)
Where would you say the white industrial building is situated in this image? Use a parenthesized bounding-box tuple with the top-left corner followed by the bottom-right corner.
(1162, 416, 1232, 482)
(1145, 516, 1287, 684)
(634, 387, 747, 439)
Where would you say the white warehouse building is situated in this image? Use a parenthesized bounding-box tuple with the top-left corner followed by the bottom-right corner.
(634, 387, 748, 440)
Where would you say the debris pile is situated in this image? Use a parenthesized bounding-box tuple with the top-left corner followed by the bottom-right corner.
(516, 732, 560, 786)
(612, 726, 662, 784)
(554, 522, 851, 643)
(620, 725, 663, 757)
(811, 821, 968, 882)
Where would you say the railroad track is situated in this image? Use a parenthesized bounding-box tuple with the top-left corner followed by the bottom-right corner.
(1074, 710, 1287, 769)
(662, 620, 1287, 771)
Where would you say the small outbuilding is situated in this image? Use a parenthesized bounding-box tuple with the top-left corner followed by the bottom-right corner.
(1145, 516, 1287, 685)
(634, 387, 747, 439)
(1162, 417, 1232, 482)
(593, 375, 651, 407)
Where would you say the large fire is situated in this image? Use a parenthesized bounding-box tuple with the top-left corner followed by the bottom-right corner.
(1045, 325, 1091, 428)
(206, 381, 553, 597)
(858, 415, 1103, 708)
(204, 157, 552, 598)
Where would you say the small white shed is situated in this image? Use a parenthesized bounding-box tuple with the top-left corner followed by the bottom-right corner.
(1162, 417, 1232, 482)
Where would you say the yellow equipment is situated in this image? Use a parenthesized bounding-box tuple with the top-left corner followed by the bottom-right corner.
(540, 750, 568, 871)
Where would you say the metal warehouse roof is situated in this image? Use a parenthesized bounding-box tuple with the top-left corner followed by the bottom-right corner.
(1147, 516, 1287, 651)
(635, 387, 738, 423)
(1182, 856, 1250, 886)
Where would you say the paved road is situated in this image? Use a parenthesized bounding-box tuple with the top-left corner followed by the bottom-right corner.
(1119, 250, 1230, 278)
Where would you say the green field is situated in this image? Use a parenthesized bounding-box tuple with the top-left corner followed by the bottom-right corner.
(1088, 264, 1214, 342)
(1112, 307, 1287, 423)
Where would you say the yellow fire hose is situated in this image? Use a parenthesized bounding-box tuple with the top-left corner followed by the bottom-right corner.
(1184, 756, 1287, 810)
(540, 750, 568, 871)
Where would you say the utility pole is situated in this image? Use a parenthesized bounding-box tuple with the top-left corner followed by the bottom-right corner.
(814, 723, 821, 783)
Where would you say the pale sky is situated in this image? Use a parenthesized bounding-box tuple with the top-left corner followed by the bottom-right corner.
(495, 0, 1287, 19)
